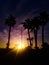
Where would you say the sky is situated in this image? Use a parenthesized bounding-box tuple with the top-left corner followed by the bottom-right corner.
(0, 0, 49, 48)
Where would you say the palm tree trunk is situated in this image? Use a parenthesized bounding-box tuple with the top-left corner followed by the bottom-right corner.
(34, 29, 37, 48)
(42, 25, 44, 45)
(28, 29, 31, 46)
(6, 26, 11, 49)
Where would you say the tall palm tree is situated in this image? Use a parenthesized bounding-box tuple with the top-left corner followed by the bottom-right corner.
(31, 17, 40, 49)
(40, 11, 49, 45)
(5, 15, 16, 49)
(22, 18, 32, 46)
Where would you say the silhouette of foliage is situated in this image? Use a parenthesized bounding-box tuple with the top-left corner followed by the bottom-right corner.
(5, 15, 16, 49)
(22, 18, 32, 47)
(39, 11, 49, 45)
(31, 17, 40, 49)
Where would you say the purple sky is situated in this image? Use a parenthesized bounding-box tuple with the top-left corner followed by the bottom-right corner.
(0, 0, 49, 48)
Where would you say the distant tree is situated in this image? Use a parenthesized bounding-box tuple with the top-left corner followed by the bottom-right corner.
(40, 11, 49, 45)
(31, 17, 40, 49)
(5, 15, 16, 49)
(22, 18, 32, 47)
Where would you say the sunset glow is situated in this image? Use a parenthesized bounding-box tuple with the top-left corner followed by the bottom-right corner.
(14, 41, 28, 52)
(17, 42, 25, 49)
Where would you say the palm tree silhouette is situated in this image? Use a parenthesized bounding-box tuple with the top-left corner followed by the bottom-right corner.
(40, 11, 49, 45)
(5, 15, 16, 49)
(31, 17, 40, 49)
(22, 18, 32, 47)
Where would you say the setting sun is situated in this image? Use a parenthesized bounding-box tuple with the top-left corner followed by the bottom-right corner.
(14, 41, 28, 52)
(17, 42, 25, 49)
(14, 42, 27, 53)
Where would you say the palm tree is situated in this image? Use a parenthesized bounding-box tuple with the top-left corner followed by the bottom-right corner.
(31, 17, 40, 49)
(5, 15, 16, 49)
(22, 18, 32, 47)
(40, 11, 49, 45)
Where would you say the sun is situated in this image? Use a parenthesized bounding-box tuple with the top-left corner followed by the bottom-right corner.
(14, 41, 28, 53)
(14, 42, 26, 50)
(13, 42, 26, 53)
(17, 43, 25, 49)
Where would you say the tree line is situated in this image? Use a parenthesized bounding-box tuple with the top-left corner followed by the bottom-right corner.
(5, 11, 49, 49)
